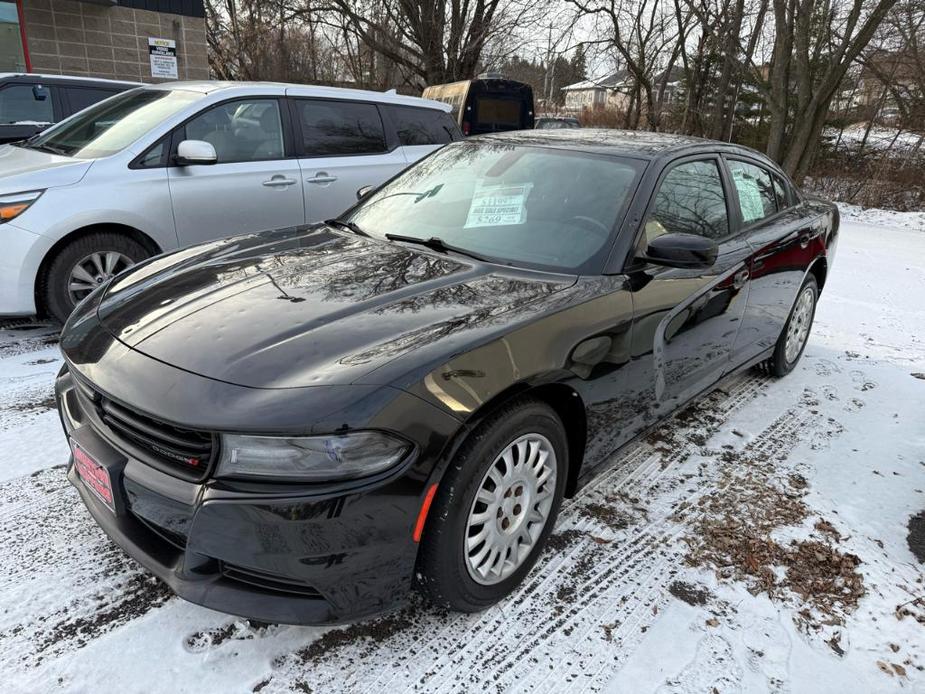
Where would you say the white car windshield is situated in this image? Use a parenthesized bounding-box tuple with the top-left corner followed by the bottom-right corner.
(23, 88, 203, 159)
(348, 140, 644, 273)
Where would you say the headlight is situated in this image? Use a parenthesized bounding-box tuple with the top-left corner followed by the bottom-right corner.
(0, 190, 43, 223)
(216, 431, 410, 481)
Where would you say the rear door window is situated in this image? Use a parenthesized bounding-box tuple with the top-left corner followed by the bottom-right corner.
(295, 99, 387, 155)
(385, 105, 460, 145)
(0, 84, 54, 124)
(65, 87, 121, 115)
(728, 159, 777, 225)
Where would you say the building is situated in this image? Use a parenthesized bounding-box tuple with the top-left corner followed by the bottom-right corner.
(1, 0, 209, 82)
(562, 68, 682, 113)
(562, 70, 631, 112)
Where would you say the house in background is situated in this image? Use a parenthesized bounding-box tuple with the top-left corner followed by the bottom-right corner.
(1, 0, 209, 82)
(562, 67, 683, 114)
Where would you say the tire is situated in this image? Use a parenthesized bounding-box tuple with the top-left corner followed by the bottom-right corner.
(766, 275, 818, 377)
(418, 399, 568, 612)
(42, 232, 150, 324)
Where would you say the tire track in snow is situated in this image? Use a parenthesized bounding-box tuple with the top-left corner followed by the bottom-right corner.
(0, 466, 172, 670)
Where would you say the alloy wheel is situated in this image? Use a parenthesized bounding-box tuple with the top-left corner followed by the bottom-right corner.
(464, 433, 557, 585)
(784, 285, 815, 364)
(67, 251, 134, 305)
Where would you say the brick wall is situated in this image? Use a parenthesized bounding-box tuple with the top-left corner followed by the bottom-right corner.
(21, 0, 209, 82)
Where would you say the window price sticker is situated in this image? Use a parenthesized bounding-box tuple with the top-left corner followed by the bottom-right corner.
(464, 182, 532, 228)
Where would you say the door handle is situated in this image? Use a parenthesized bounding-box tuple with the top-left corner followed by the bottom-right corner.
(262, 176, 297, 187)
(306, 173, 338, 184)
(733, 268, 749, 289)
(798, 231, 812, 249)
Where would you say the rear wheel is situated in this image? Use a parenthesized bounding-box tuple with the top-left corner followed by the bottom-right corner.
(767, 275, 818, 377)
(42, 232, 149, 324)
(418, 399, 567, 612)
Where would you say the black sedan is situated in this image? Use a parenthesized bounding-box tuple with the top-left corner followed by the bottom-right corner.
(55, 130, 837, 624)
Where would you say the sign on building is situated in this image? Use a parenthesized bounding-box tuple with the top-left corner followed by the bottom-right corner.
(148, 38, 178, 79)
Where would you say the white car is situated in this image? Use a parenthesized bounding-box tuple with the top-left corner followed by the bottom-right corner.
(0, 81, 461, 322)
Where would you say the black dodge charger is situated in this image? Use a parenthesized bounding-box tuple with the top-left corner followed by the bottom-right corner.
(55, 130, 837, 624)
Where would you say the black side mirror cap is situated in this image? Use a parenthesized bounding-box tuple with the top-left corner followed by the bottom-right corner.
(641, 232, 718, 269)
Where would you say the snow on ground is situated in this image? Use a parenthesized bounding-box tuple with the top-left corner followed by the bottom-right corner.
(1, 217, 924, 694)
(824, 123, 924, 154)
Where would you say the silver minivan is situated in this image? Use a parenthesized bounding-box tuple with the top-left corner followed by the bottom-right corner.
(0, 81, 461, 322)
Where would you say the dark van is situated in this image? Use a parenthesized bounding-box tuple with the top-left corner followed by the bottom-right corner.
(0, 73, 139, 144)
(422, 73, 534, 135)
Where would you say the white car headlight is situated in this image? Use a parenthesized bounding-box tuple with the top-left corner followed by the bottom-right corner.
(216, 431, 410, 481)
(0, 190, 43, 223)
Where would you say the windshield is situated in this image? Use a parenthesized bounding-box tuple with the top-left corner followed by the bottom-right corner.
(24, 88, 203, 159)
(348, 141, 644, 273)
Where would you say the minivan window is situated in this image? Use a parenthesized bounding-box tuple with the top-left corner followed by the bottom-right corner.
(0, 84, 54, 125)
(25, 88, 202, 159)
(296, 99, 386, 155)
(646, 160, 729, 242)
(66, 87, 120, 114)
(728, 159, 777, 224)
(385, 105, 459, 146)
(184, 99, 284, 163)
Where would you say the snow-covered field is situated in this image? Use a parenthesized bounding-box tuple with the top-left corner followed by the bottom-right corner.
(1, 218, 923, 694)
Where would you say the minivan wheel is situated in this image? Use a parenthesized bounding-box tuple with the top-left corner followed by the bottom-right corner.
(767, 276, 818, 377)
(418, 399, 567, 612)
(42, 232, 149, 324)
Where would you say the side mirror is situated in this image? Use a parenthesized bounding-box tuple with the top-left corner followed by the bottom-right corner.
(642, 232, 718, 269)
(175, 139, 217, 166)
(356, 185, 375, 201)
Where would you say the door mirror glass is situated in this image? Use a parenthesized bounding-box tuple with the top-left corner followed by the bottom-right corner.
(176, 139, 217, 166)
(644, 232, 718, 269)
(356, 184, 375, 200)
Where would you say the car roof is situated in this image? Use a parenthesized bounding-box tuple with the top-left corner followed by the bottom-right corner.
(0, 72, 140, 87)
(474, 128, 772, 164)
(143, 80, 452, 112)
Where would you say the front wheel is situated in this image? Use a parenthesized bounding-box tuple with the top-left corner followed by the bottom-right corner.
(767, 275, 818, 377)
(42, 232, 149, 324)
(417, 399, 568, 612)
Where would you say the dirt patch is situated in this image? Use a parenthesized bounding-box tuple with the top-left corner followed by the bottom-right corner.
(6, 395, 56, 414)
(907, 511, 925, 563)
(544, 528, 588, 553)
(186, 619, 273, 652)
(578, 502, 632, 530)
(289, 610, 414, 665)
(668, 581, 713, 606)
(682, 408, 864, 629)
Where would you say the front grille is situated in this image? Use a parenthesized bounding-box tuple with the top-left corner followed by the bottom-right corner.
(221, 562, 324, 598)
(97, 396, 217, 481)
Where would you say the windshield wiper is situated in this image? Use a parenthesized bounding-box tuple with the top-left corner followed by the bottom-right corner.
(27, 142, 69, 156)
(385, 233, 492, 263)
(325, 218, 370, 237)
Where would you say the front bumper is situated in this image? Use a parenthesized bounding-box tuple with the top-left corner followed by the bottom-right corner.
(0, 222, 54, 316)
(57, 370, 435, 625)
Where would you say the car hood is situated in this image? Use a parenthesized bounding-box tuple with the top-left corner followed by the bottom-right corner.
(0, 143, 92, 193)
(95, 226, 576, 389)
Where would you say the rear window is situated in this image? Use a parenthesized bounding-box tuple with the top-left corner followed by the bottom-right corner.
(386, 105, 460, 146)
(475, 97, 522, 127)
(728, 160, 777, 224)
(295, 99, 387, 156)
